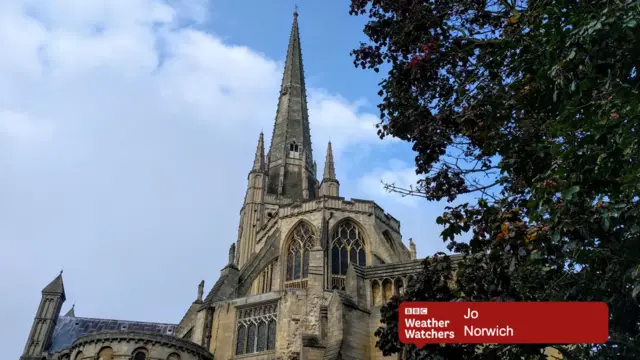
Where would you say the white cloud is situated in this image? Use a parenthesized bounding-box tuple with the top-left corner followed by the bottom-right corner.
(0, 110, 53, 141)
(0, 0, 393, 357)
(358, 159, 421, 207)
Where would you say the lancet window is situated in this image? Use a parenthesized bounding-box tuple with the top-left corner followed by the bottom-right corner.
(289, 141, 300, 158)
(284, 222, 315, 289)
(235, 303, 278, 355)
(330, 220, 366, 290)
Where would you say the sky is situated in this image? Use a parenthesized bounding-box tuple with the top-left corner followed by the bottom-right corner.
(0, 1, 470, 357)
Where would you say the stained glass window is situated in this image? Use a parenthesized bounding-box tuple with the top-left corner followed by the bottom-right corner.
(236, 303, 278, 355)
(257, 322, 267, 352)
(293, 251, 301, 280)
(358, 248, 366, 266)
(236, 325, 246, 355)
(340, 247, 348, 275)
(285, 222, 315, 285)
(330, 220, 366, 278)
(302, 250, 310, 277)
(247, 323, 257, 354)
(331, 246, 340, 274)
(286, 252, 294, 281)
(267, 319, 277, 350)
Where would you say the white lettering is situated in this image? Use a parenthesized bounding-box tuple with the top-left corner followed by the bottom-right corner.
(463, 325, 514, 337)
(463, 308, 479, 319)
(404, 329, 456, 339)
(404, 318, 451, 328)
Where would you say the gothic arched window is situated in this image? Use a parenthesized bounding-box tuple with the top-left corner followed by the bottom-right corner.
(236, 303, 278, 355)
(330, 220, 366, 290)
(284, 222, 315, 288)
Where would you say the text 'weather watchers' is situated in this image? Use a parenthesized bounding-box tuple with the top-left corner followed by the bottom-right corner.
(398, 302, 609, 346)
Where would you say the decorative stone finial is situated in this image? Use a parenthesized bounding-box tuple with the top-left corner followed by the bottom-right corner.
(294, 4, 299, 17)
(409, 238, 417, 260)
(197, 280, 204, 302)
(229, 243, 236, 265)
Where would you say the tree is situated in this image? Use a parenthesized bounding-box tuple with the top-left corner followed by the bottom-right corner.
(349, 0, 640, 358)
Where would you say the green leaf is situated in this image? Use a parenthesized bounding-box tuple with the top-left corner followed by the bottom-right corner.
(602, 213, 610, 231)
(561, 186, 580, 200)
(633, 284, 640, 298)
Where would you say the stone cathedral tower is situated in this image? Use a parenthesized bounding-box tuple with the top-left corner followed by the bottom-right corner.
(20, 10, 430, 360)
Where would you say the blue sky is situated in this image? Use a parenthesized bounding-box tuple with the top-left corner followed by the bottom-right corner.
(0, 1, 469, 357)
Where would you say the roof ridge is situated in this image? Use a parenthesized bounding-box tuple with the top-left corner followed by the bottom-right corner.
(58, 315, 177, 326)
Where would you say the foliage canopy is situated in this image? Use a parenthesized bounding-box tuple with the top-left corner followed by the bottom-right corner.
(350, 0, 640, 358)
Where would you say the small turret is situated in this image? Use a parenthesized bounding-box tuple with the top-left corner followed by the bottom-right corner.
(229, 243, 236, 265)
(196, 280, 205, 303)
(409, 239, 417, 260)
(64, 304, 75, 317)
(251, 132, 266, 172)
(320, 141, 339, 196)
(21, 272, 66, 360)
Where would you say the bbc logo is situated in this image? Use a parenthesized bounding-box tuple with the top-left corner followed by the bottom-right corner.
(404, 307, 428, 315)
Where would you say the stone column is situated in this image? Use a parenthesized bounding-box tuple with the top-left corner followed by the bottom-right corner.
(304, 245, 325, 337)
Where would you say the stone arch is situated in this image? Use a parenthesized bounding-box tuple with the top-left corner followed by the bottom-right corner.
(329, 218, 367, 290)
(382, 278, 393, 302)
(382, 230, 396, 253)
(97, 347, 113, 360)
(282, 220, 317, 289)
(167, 353, 181, 360)
(394, 277, 405, 295)
(74, 351, 84, 360)
(371, 280, 381, 307)
(132, 347, 149, 360)
(407, 274, 416, 287)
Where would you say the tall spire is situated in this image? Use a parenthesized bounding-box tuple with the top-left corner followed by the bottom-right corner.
(266, 9, 316, 200)
(252, 132, 265, 171)
(320, 141, 339, 197)
(323, 141, 336, 180)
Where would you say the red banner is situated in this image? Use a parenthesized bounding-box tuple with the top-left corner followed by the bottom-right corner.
(398, 302, 608, 345)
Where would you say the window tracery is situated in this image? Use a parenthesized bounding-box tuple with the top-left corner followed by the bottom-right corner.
(330, 220, 366, 290)
(284, 222, 315, 288)
(236, 303, 278, 355)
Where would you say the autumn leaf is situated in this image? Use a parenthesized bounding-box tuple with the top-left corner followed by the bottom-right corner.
(501, 223, 509, 236)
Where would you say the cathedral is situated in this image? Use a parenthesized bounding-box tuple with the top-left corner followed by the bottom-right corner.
(20, 10, 431, 360)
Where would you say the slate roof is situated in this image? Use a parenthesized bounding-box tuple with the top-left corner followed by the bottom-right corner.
(43, 274, 65, 295)
(49, 316, 177, 353)
(199, 270, 233, 310)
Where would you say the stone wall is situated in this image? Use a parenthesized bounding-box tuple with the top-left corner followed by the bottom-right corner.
(341, 305, 370, 360)
(68, 331, 212, 360)
(207, 302, 238, 358)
